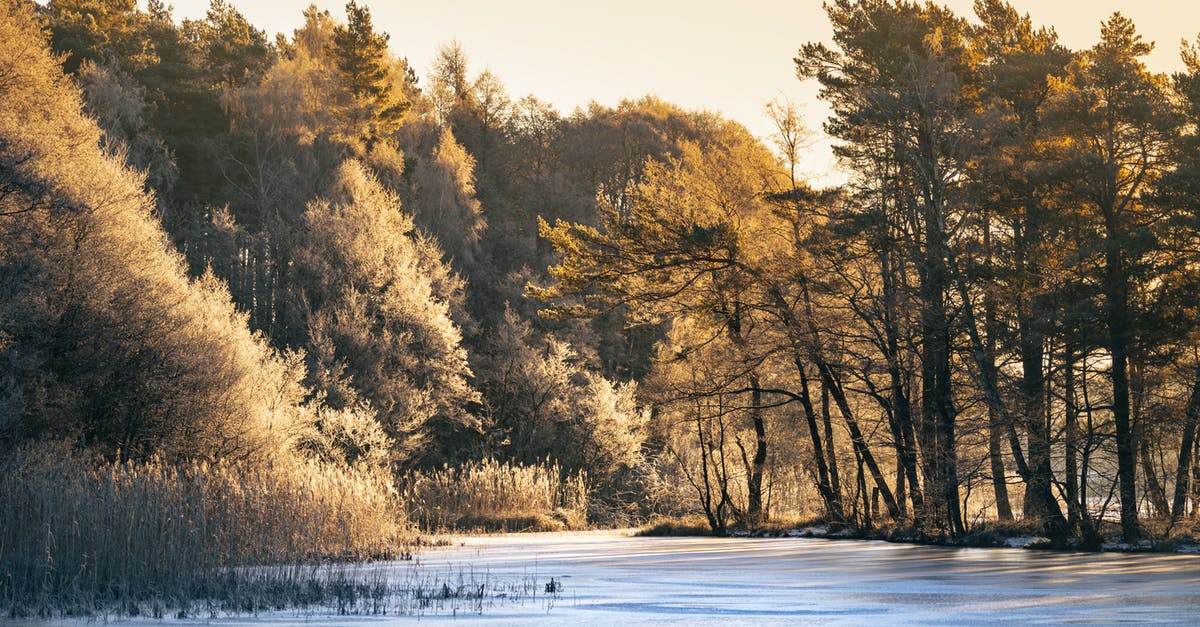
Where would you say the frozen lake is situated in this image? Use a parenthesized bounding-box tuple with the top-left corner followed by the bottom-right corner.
(112, 530, 1200, 625)
(392, 530, 1200, 625)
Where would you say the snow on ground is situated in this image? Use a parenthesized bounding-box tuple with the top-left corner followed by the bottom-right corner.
(46, 529, 1200, 625)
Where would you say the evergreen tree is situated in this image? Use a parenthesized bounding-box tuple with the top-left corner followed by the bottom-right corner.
(331, 0, 408, 143)
(184, 0, 273, 89)
(1046, 13, 1181, 542)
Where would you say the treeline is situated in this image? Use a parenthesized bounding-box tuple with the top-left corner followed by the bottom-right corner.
(0, 0, 680, 612)
(539, 0, 1200, 544)
(1, 0, 665, 507)
(3, 0, 1200, 581)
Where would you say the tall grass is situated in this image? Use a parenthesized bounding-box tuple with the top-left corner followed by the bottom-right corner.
(400, 459, 589, 531)
(0, 444, 405, 617)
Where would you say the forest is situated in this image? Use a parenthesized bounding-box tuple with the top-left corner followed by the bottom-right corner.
(4, 0, 1200, 616)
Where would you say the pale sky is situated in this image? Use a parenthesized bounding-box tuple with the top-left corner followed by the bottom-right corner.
(159, 0, 1200, 186)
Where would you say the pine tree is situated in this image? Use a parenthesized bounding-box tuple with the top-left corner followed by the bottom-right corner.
(331, 0, 408, 143)
(1047, 12, 1180, 542)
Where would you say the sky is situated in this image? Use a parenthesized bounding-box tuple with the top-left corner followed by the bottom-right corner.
(159, 0, 1200, 186)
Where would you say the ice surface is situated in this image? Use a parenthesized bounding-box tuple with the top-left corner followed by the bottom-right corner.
(77, 530, 1200, 625)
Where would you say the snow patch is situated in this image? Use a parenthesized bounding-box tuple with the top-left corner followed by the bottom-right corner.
(1102, 541, 1155, 552)
(1004, 536, 1050, 548)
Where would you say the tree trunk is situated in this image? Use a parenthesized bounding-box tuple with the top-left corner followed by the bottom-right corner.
(880, 246, 923, 525)
(746, 375, 767, 524)
(816, 358, 901, 521)
(1063, 346, 1082, 528)
(1020, 314, 1065, 532)
(981, 210, 1014, 522)
(946, 246, 1063, 531)
(1171, 366, 1200, 520)
(821, 381, 842, 512)
(1140, 443, 1170, 519)
(1104, 208, 1139, 542)
(854, 446, 870, 526)
(988, 405, 1013, 521)
(693, 405, 721, 534)
(1191, 448, 1200, 517)
(1131, 366, 1170, 519)
(795, 280, 902, 521)
(724, 305, 767, 524)
(922, 202, 963, 535)
(794, 358, 843, 521)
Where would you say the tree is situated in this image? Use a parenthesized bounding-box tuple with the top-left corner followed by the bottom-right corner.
(47, 0, 147, 74)
(1164, 36, 1200, 522)
(184, 0, 273, 89)
(969, 0, 1072, 532)
(406, 126, 488, 271)
(76, 61, 178, 194)
(797, 0, 979, 535)
(1, 0, 307, 461)
(428, 40, 473, 125)
(1047, 13, 1180, 541)
(764, 96, 814, 189)
(645, 317, 772, 532)
(532, 117, 889, 525)
(472, 309, 646, 489)
(296, 160, 480, 465)
(47, 0, 228, 215)
(331, 0, 409, 144)
(213, 3, 420, 343)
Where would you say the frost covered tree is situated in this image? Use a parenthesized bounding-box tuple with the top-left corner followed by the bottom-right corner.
(297, 161, 480, 464)
(0, 0, 307, 461)
(407, 127, 487, 270)
(76, 60, 178, 194)
(473, 309, 644, 473)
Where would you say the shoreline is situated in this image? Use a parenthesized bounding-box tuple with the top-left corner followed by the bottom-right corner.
(635, 520, 1200, 555)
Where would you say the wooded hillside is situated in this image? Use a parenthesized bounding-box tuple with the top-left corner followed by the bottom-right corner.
(4, 0, 1200, 569)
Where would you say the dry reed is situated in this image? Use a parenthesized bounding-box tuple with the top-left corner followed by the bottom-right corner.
(400, 458, 589, 531)
(0, 444, 405, 617)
